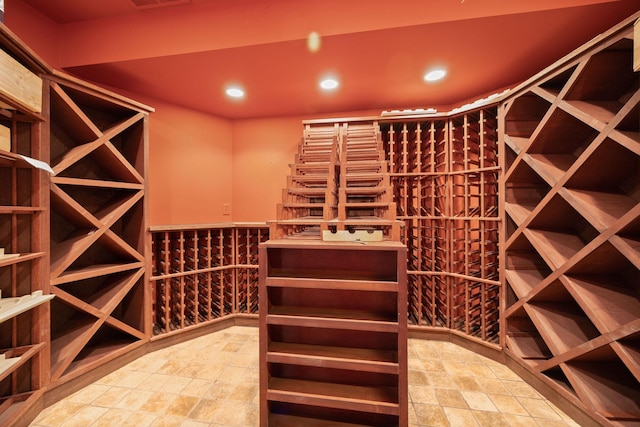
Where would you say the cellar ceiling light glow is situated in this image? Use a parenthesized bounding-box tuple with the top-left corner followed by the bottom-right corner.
(424, 69, 447, 82)
(320, 78, 339, 90)
(226, 87, 245, 98)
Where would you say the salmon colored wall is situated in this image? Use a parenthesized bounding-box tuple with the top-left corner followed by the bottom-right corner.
(231, 117, 302, 222)
(6, 0, 60, 68)
(143, 97, 233, 226)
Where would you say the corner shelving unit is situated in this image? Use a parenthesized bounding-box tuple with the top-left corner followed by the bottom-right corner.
(0, 24, 52, 425)
(500, 12, 640, 426)
(44, 71, 152, 383)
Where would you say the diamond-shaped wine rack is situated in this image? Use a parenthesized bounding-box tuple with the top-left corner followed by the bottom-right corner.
(47, 77, 149, 381)
(501, 18, 640, 425)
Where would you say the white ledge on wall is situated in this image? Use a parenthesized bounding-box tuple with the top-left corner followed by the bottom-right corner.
(0, 290, 54, 323)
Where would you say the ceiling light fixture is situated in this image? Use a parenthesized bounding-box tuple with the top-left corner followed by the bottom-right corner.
(225, 86, 245, 98)
(423, 69, 447, 82)
(320, 78, 339, 90)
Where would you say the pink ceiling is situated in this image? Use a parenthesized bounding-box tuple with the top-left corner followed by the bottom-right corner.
(19, 0, 640, 119)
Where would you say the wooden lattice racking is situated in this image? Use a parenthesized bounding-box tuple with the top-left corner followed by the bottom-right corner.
(149, 223, 268, 336)
(500, 12, 640, 426)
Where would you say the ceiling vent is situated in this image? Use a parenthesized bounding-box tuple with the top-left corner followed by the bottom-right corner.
(130, 0, 191, 9)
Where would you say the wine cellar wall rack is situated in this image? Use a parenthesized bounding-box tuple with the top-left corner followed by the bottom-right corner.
(500, 13, 640, 426)
(378, 108, 501, 344)
(149, 223, 268, 336)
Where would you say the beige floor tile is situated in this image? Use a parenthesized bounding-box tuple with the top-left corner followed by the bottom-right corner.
(165, 395, 200, 417)
(178, 419, 209, 427)
(228, 383, 259, 402)
(435, 388, 468, 409)
(114, 389, 155, 410)
(490, 364, 525, 381)
(490, 393, 529, 416)
(91, 408, 156, 427)
(148, 416, 184, 427)
(420, 358, 446, 372)
(413, 403, 449, 426)
(181, 378, 217, 397)
(95, 369, 130, 386)
(408, 369, 431, 386)
(65, 383, 111, 404)
(517, 397, 563, 420)
(475, 377, 511, 395)
(59, 406, 109, 427)
(138, 373, 175, 391)
(31, 401, 90, 426)
(503, 380, 543, 399)
(409, 385, 439, 405)
(139, 391, 178, 413)
(452, 375, 483, 392)
(158, 375, 193, 394)
(473, 410, 511, 427)
(188, 398, 224, 422)
(91, 386, 131, 407)
(125, 355, 168, 373)
(461, 391, 499, 412)
(467, 363, 498, 378)
(211, 400, 254, 426)
(443, 406, 480, 427)
(428, 372, 458, 388)
(441, 360, 471, 376)
(502, 413, 540, 427)
(116, 370, 153, 388)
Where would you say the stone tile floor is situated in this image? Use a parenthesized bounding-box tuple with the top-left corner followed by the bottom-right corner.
(30, 326, 580, 427)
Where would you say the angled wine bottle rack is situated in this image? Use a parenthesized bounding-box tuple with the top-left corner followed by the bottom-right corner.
(45, 72, 151, 382)
(500, 13, 640, 426)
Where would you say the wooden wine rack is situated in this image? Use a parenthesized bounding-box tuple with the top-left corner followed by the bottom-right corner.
(45, 72, 152, 382)
(0, 31, 50, 424)
(379, 108, 501, 344)
(500, 12, 640, 426)
(149, 223, 268, 336)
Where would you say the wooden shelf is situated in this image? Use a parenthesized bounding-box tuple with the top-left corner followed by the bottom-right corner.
(267, 377, 399, 414)
(260, 240, 407, 426)
(0, 291, 54, 323)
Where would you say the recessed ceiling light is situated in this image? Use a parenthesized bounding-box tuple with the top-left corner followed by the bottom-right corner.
(320, 78, 339, 90)
(226, 87, 245, 98)
(424, 69, 447, 82)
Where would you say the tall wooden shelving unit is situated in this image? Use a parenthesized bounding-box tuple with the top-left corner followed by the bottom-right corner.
(260, 240, 407, 427)
(0, 25, 52, 426)
(44, 72, 152, 382)
(500, 13, 640, 426)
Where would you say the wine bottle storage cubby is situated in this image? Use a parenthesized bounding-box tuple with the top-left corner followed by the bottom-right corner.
(501, 13, 640, 426)
(46, 73, 150, 382)
(379, 107, 501, 343)
(150, 224, 268, 335)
